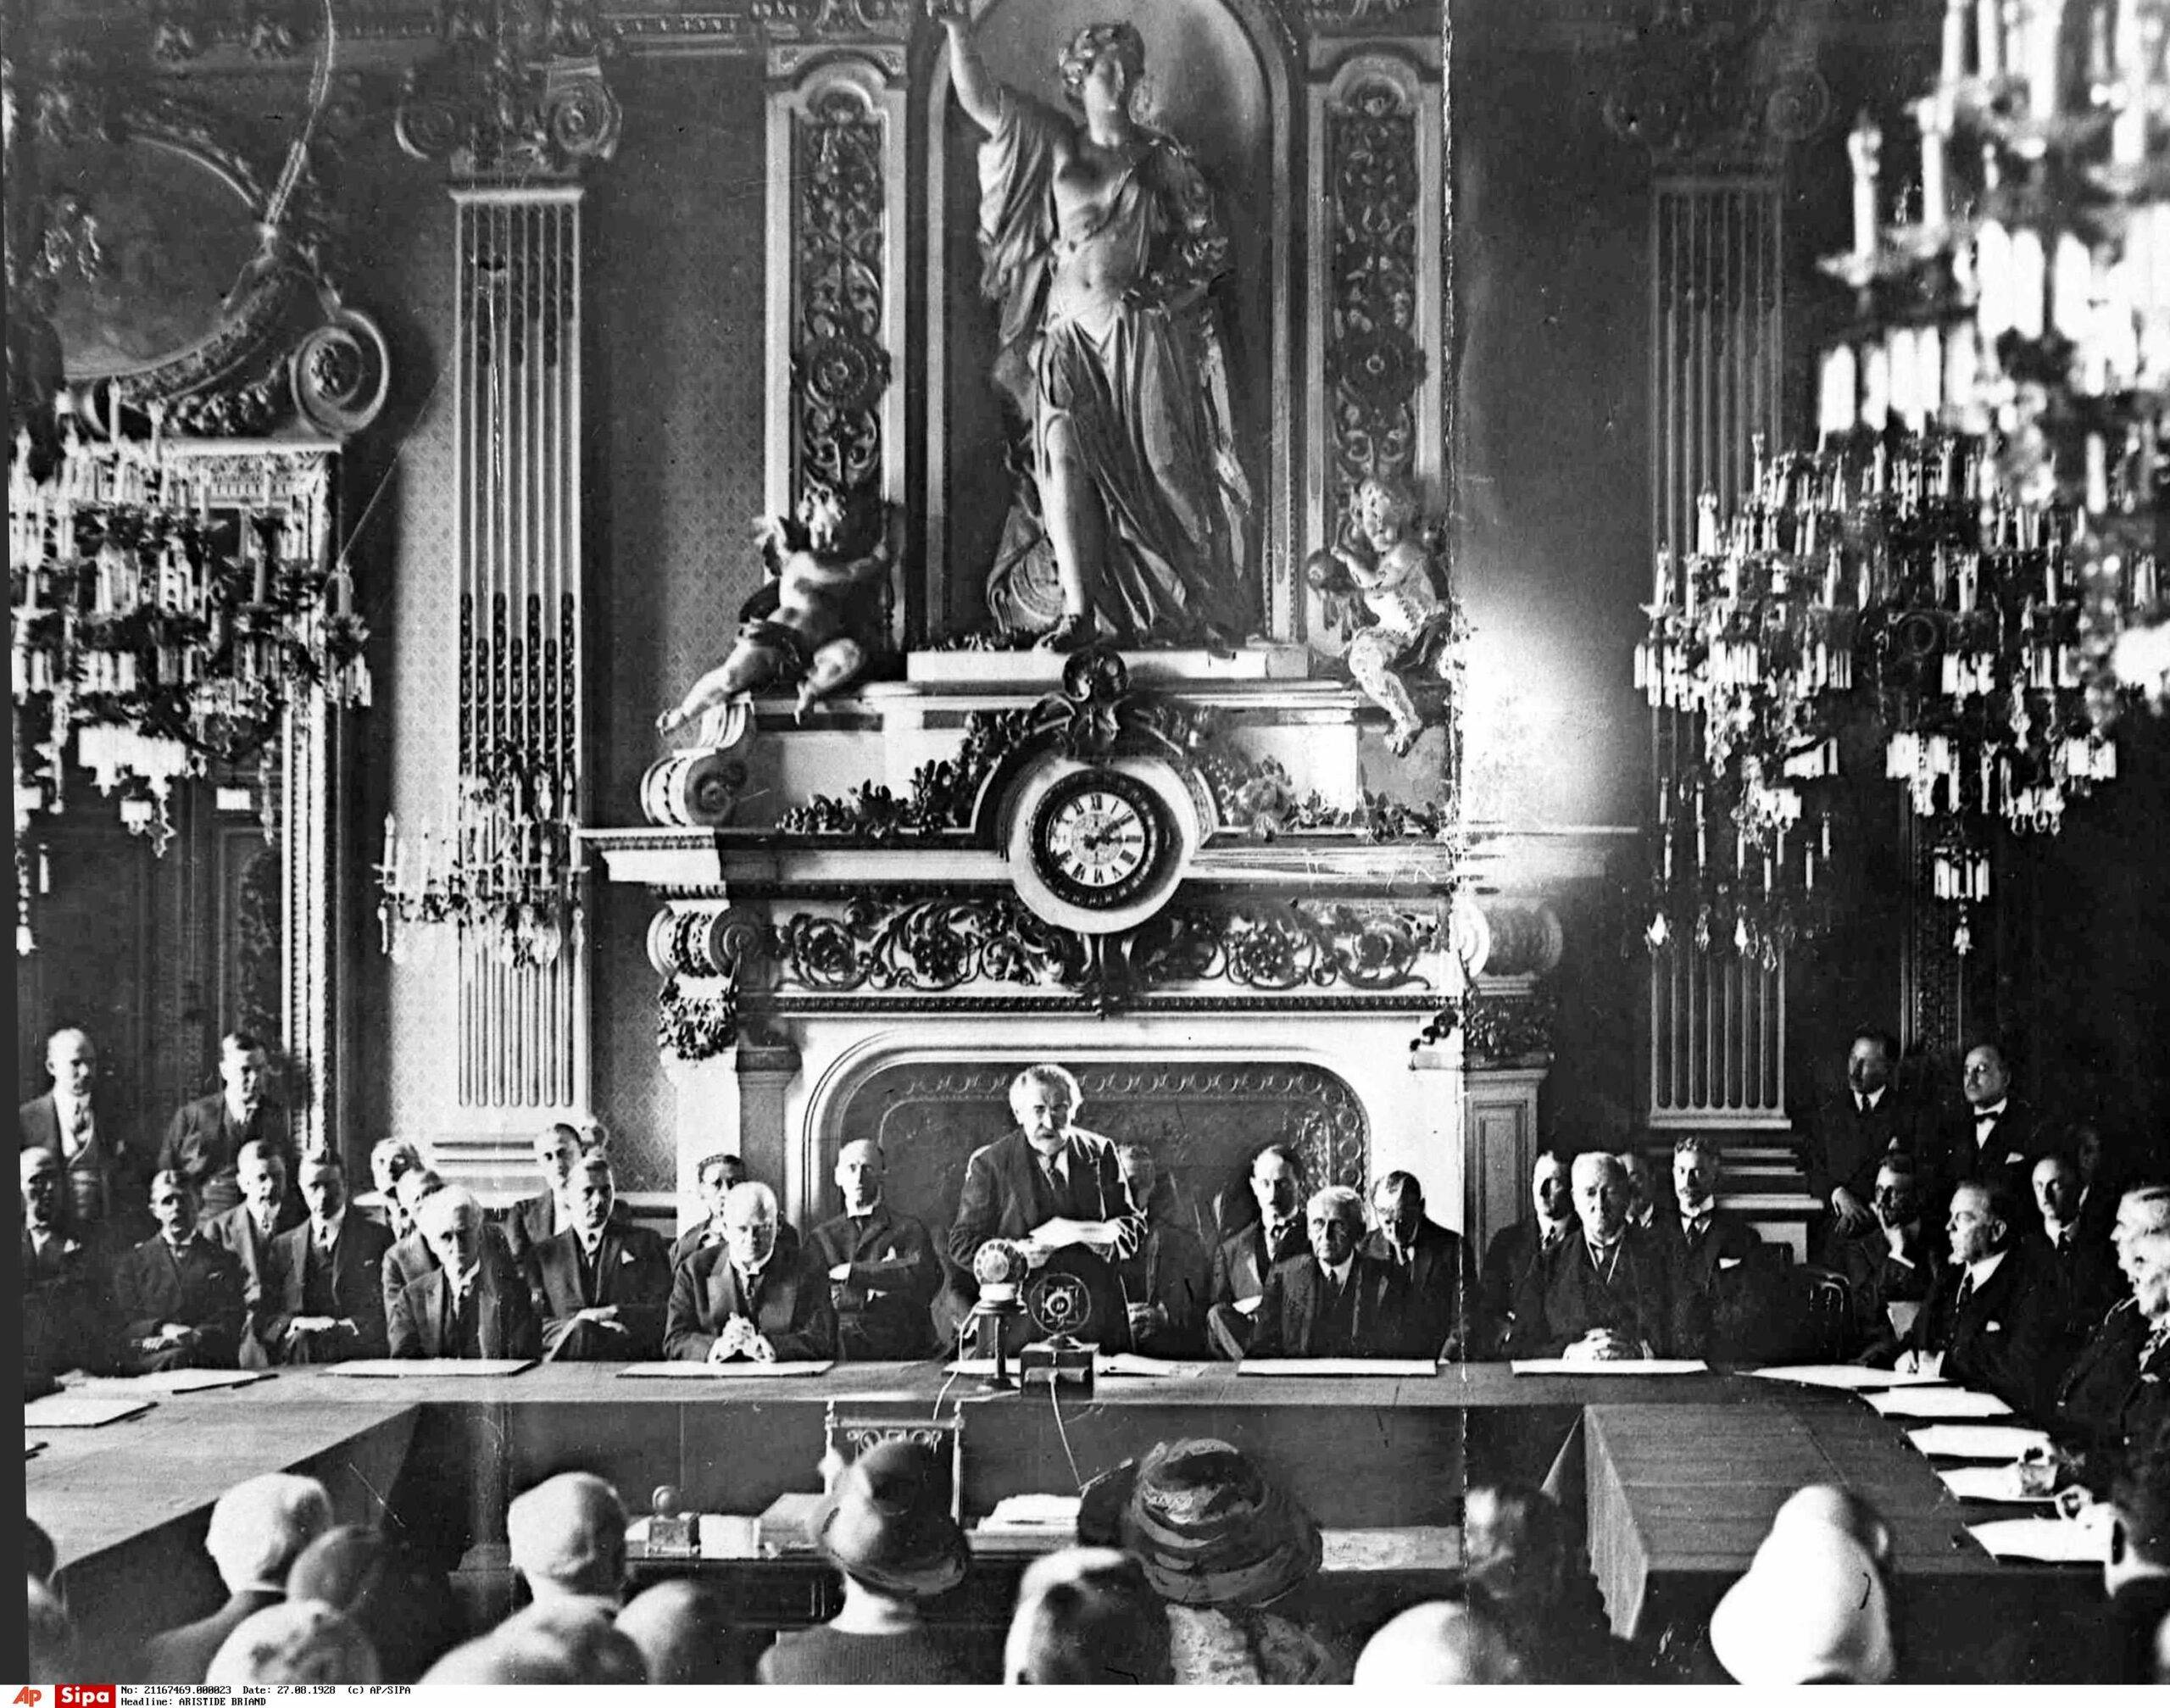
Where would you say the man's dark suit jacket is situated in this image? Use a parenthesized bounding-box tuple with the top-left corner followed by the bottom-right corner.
(19, 1092, 141, 1241)
(109, 1234, 247, 1368)
(1507, 1227, 1683, 1359)
(1477, 1216, 1571, 1357)
(2054, 1299, 2170, 1460)
(1925, 1097, 2046, 1205)
(2027, 1223, 2125, 1342)
(665, 1242, 837, 1362)
(23, 1230, 123, 1377)
(1661, 1206, 1762, 1301)
(809, 1204, 943, 1360)
(1802, 1088, 1920, 1207)
(387, 1242, 541, 1359)
(257, 1214, 395, 1363)
(158, 1094, 292, 1221)
(1210, 1219, 1302, 1311)
(1901, 1243, 2067, 1416)
(1361, 1219, 1474, 1358)
(1248, 1250, 1406, 1359)
(940, 1128, 1143, 1339)
(135, 1588, 282, 1684)
(1832, 1224, 1945, 1362)
(1120, 1216, 1212, 1356)
(530, 1221, 673, 1360)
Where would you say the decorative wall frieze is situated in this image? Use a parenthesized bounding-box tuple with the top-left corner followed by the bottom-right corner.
(1414, 987, 1562, 1066)
(1323, 71, 1423, 503)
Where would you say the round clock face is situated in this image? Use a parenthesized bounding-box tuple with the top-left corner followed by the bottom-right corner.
(1030, 770, 1171, 910)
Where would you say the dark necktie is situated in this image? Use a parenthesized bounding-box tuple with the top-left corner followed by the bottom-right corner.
(1950, 1271, 1975, 1332)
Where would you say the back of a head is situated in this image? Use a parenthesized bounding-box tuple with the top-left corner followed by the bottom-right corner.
(1004, 1548, 1172, 1685)
(423, 1600, 645, 1684)
(1354, 1600, 1530, 1685)
(287, 1525, 458, 1683)
(28, 1575, 76, 1678)
(1772, 1485, 1895, 1575)
(207, 1474, 334, 1594)
(1709, 1516, 1896, 1685)
(615, 1579, 737, 1684)
(204, 1600, 381, 1686)
(506, 1472, 628, 1601)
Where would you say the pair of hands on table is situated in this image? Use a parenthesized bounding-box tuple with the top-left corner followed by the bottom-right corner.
(1562, 1328, 1650, 1363)
(151, 1321, 203, 1349)
(709, 1313, 776, 1365)
(284, 1316, 357, 1341)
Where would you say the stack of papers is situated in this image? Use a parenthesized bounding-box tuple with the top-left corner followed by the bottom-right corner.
(1939, 1464, 2056, 1505)
(1509, 1358, 1708, 1376)
(1906, 1423, 2053, 1460)
(1098, 1354, 1211, 1379)
(22, 1393, 154, 1428)
(1968, 1514, 2109, 1564)
(108, 1368, 272, 1394)
(980, 1494, 1082, 1531)
(326, 1359, 535, 1377)
(1865, 1386, 2012, 1419)
(1748, 1364, 1947, 1389)
(1239, 1358, 1437, 1377)
(616, 1361, 833, 1378)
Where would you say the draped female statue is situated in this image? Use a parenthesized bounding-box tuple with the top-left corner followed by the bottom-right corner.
(931, 1, 1254, 651)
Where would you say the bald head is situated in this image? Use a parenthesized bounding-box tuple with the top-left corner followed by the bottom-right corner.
(1004, 1548, 1172, 1685)
(1354, 1601, 1528, 1685)
(722, 1180, 779, 1272)
(45, 1029, 96, 1102)
(423, 1601, 645, 1684)
(615, 1581, 735, 1683)
(507, 1473, 628, 1605)
(206, 1474, 333, 1595)
(835, 1139, 886, 1216)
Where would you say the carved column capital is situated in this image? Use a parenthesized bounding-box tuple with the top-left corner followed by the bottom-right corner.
(397, 0, 622, 180)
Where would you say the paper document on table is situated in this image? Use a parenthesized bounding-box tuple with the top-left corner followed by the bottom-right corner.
(944, 1358, 1000, 1377)
(107, 1368, 273, 1394)
(1749, 1364, 1949, 1390)
(982, 1494, 1083, 1530)
(1239, 1358, 1437, 1377)
(1939, 1465, 2056, 1504)
(325, 1359, 535, 1377)
(1866, 1385, 2011, 1419)
(616, 1361, 833, 1378)
(1906, 1423, 2053, 1460)
(1510, 1359, 1708, 1376)
(22, 1394, 153, 1428)
(1968, 1515, 2109, 1564)
(1099, 1354, 1211, 1379)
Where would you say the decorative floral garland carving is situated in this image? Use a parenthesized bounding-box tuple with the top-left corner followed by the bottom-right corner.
(657, 974, 739, 1061)
(1199, 754, 1459, 844)
(1412, 988, 1561, 1064)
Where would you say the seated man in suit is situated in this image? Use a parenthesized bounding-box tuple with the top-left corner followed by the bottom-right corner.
(111, 1171, 248, 1371)
(531, 1152, 672, 1361)
(1115, 1143, 1210, 1357)
(22, 1146, 123, 1383)
(1362, 1170, 1473, 1360)
(1248, 1186, 1405, 1359)
(159, 1032, 291, 1224)
(1478, 1149, 1575, 1357)
(256, 1152, 394, 1365)
(204, 1138, 305, 1364)
(1834, 1154, 1945, 1361)
(381, 1168, 447, 1316)
(1617, 1149, 1667, 1238)
(358, 1138, 426, 1240)
(666, 1181, 836, 1363)
(1661, 1136, 1760, 1348)
(1507, 1152, 1679, 1361)
(2053, 1184, 2170, 1467)
(1205, 1143, 1310, 1361)
(498, 1122, 588, 1267)
(669, 1151, 800, 1269)
(19, 1026, 140, 1249)
(809, 1139, 942, 1361)
(1926, 1044, 2045, 1222)
(1886, 1177, 2067, 1416)
(388, 1186, 541, 1360)
(2030, 1151, 2124, 1340)
(1805, 1028, 1919, 1258)
(939, 1063, 1143, 1347)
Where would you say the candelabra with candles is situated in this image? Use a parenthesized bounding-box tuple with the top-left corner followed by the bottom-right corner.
(375, 764, 581, 970)
(8, 401, 370, 900)
(1817, 0, 2170, 715)
(1638, 428, 2116, 958)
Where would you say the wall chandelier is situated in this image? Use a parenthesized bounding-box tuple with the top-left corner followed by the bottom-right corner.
(8, 403, 370, 867)
(375, 762, 581, 970)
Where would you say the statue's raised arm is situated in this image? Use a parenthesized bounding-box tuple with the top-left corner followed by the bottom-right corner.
(927, 0, 1005, 135)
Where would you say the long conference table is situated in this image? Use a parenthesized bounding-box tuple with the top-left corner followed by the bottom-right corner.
(25, 1361, 2098, 1683)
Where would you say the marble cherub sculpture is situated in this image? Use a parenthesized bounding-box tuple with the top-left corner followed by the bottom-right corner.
(1304, 476, 1455, 756)
(657, 482, 894, 734)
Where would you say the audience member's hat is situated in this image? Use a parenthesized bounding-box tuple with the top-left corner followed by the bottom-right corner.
(1353, 1600, 1529, 1685)
(808, 1438, 970, 1599)
(1708, 1515, 1896, 1684)
(205, 1599, 382, 1686)
(1080, 1439, 1321, 1609)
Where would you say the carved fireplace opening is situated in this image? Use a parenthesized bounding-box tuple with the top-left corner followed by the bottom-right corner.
(825, 1056, 1370, 1242)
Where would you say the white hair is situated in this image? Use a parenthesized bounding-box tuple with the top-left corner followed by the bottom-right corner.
(417, 1185, 481, 1238)
(1010, 1063, 1082, 1107)
(723, 1180, 777, 1221)
(206, 1474, 334, 1594)
(1307, 1185, 1365, 1229)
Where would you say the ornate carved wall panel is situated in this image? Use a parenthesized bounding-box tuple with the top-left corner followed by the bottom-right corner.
(1307, 47, 1443, 629)
(831, 1057, 1369, 1239)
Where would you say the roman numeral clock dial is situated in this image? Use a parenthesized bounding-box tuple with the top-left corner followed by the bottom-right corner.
(1024, 767, 1176, 914)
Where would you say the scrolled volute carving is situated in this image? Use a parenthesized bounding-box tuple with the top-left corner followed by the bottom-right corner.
(396, 0, 621, 178)
(1600, 0, 1831, 167)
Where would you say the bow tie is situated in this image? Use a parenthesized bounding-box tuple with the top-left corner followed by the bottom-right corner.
(1974, 1107, 2005, 1127)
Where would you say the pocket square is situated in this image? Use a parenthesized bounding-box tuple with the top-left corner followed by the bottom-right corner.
(1986, 1321, 2004, 1332)
(620, 1252, 636, 1266)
